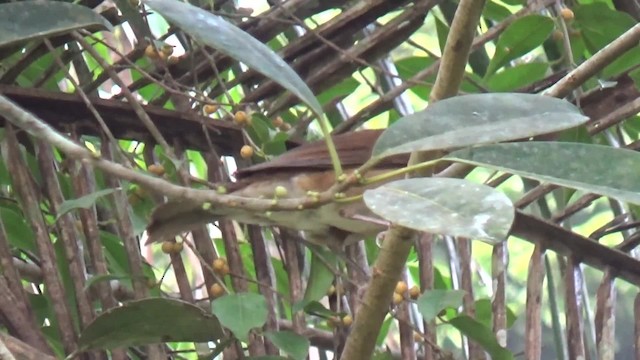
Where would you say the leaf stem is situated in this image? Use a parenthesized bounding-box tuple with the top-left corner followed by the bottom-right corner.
(361, 160, 441, 185)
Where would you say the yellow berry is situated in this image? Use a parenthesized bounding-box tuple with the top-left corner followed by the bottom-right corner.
(342, 315, 353, 327)
(203, 104, 218, 115)
(395, 281, 408, 295)
(213, 258, 227, 273)
(327, 316, 340, 328)
(216, 185, 227, 194)
(161, 241, 174, 254)
(240, 145, 254, 159)
(222, 264, 230, 276)
(234, 111, 251, 126)
(144, 44, 160, 59)
(392, 292, 404, 305)
(272, 116, 284, 127)
(210, 283, 225, 298)
(560, 8, 574, 21)
(274, 185, 288, 198)
(552, 30, 564, 42)
(279, 123, 291, 131)
(327, 285, 336, 296)
(148, 164, 165, 176)
(409, 285, 420, 300)
(172, 242, 184, 253)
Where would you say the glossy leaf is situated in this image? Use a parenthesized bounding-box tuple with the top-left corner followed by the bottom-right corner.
(57, 188, 118, 219)
(372, 93, 588, 158)
(78, 298, 224, 350)
(487, 62, 549, 92)
(416, 289, 465, 322)
(0, 1, 112, 48)
(264, 331, 310, 360)
(363, 178, 514, 243)
(447, 142, 640, 205)
(486, 15, 554, 76)
(212, 293, 267, 342)
(449, 315, 514, 360)
(144, 0, 323, 117)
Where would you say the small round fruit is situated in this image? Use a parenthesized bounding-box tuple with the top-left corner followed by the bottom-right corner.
(148, 164, 165, 176)
(342, 315, 353, 326)
(213, 258, 227, 273)
(327, 316, 340, 328)
(326, 284, 336, 296)
(172, 242, 184, 253)
(203, 104, 218, 115)
(274, 185, 288, 198)
(144, 44, 160, 59)
(409, 285, 420, 300)
(413, 332, 423, 342)
(395, 281, 408, 295)
(272, 116, 284, 127)
(233, 111, 251, 126)
(240, 145, 254, 159)
(392, 292, 404, 305)
(161, 241, 174, 254)
(222, 264, 230, 276)
(552, 30, 563, 42)
(210, 283, 225, 298)
(279, 123, 291, 131)
(560, 8, 574, 21)
(167, 56, 179, 65)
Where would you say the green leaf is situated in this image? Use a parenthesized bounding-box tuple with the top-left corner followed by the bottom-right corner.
(449, 315, 514, 360)
(363, 178, 514, 244)
(0, 1, 112, 48)
(416, 289, 465, 322)
(447, 142, 640, 205)
(372, 93, 588, 158)
(78, 298, 224, 350)
(486, 62, 549, 92)
(0, 206, 36, 253)
(483, 1, 512, 22)
(264, 331, 310, 360)
(212, 293, 267, 342)
(474, 298, 517, 329)
(486, 15, 554, 76)
(294, 247, 337, 312)
(56, 189, 118, 219)
(144, 0, 323, 117)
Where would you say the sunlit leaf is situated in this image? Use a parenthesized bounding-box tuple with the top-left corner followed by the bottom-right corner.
(486, 15, 554, 76)
(212, 293, 267, 342)
(78, 298, 224, 350)
(0, 1, 112, 48)
(363, 178, 514, 243)
(447, 142, 640, 204)
(416, 289, 465, 322)
(264, 331, 310, 360)
(487, 62, 549, 92)
(144, 0, 323, 117)
(449, 315, 514, 360)
(57, 188, 118, 219)
(372, 93, 587, 158)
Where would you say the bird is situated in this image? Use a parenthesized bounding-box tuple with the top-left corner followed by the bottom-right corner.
(146, 129, 409, 247)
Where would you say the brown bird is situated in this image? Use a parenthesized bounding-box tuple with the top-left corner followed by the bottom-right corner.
(146, 129, 409, 247)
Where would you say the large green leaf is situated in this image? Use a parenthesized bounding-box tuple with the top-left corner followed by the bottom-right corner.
(449, 315, 514, 360)
(0, 1, 112, 48)
(416, 289, 465, 322)
(372, 93, 587, 158)
(56, 188, 117, 219)
(363, 178, 514, 243)
(212, 293, 268, 342)
(485, 15, 554, 76)
(486, 62, 549, 92)
(78, 298, 224, 350)
(264, 331, 310, 360)
(144, 0, 323, 117)
(446, 142, 640, 204)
